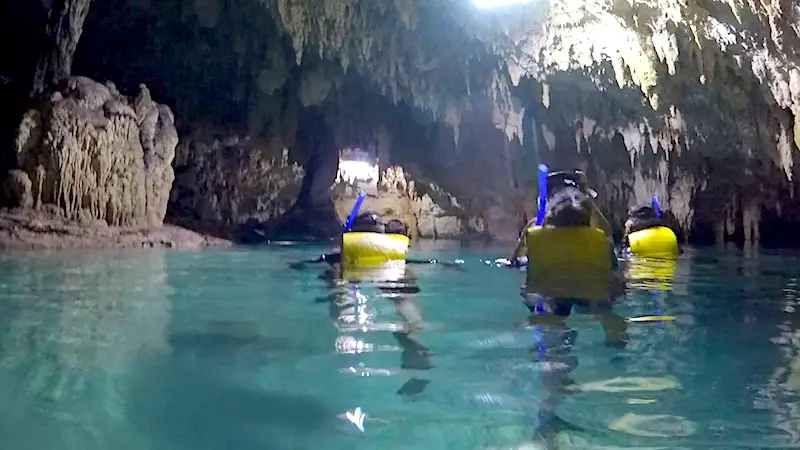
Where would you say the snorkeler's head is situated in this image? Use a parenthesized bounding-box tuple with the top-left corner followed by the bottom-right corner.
(547, 170, 598, 199)
(385, 219, 409, 236)
(625, 203, 664, 235)
(349, 211, 386, 233)
(628, 203, 658, 220)
(545, 186, 592, 227)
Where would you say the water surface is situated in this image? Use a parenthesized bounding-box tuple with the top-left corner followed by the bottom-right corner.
(0, 243, 799, 449)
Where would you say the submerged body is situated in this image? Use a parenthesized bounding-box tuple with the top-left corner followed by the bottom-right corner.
(324, 251, 434, 398)
(520, 225, 628, 448)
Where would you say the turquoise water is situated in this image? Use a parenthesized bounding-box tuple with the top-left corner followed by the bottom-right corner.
(0, 243, 800, 449)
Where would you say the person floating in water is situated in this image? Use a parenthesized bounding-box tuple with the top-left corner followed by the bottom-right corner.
(303, 208, 434, 400)
(509, 169, 616, 268)
(620, 198, 682, 316)
(292, 211, 463, 271)
(621, 198, 682, 258)
(516, 168, 627, 345)
(511, 166, 629, 447)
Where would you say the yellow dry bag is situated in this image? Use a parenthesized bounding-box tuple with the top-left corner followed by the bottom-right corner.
(525, 226, 614, 301)
(341, 232, 410, 268)
(628, 226, 679, 259)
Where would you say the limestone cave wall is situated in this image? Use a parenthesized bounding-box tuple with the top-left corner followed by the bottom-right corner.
(509, 0, 800, 246)
(66, 0, 514, 240)
(3, 0, 800, 245)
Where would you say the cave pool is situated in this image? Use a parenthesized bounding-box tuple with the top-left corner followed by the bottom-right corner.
(0, 243, 799, 449)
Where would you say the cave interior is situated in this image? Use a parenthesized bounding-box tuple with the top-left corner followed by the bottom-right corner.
(2, 0, 800, 246)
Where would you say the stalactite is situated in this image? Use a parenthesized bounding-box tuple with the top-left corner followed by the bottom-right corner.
(492, 99, 525, 144)
(266, 0, 526, 132)
(742, 198, 761, 243)
(35, 165, 45, 210)
(541, 124, 556, 150)
(715, 218, 725, 244)
(777, 123, 794, 180)
(726, 197, 737, 239)
(443, 103, 463, 147)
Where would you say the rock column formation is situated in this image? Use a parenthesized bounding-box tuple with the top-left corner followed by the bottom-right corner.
(11, 76, 177, 227)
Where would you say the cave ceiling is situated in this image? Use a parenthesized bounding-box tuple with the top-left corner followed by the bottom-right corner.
(236, 0, 776, 134)
(94, 0, 793, 212)
(231, 0, 800, 236)
(227, 0, 797, 172)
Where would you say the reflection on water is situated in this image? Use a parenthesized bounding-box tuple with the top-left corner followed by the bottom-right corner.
(763, 274, 800, 445)
(1, 246, 800, 448)
(0, 250, 172, 449)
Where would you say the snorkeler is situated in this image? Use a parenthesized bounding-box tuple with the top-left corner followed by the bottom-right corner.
(520, 183, 627, 338)
(511, 166, 627, 447)
(302, 208, 434, 399)
(292, 212, 463, 271)
(509, 169, 615, 267)
(621, 198, 682, 258)
(296, 211, 385, 268)
(508, 165, 627, 344)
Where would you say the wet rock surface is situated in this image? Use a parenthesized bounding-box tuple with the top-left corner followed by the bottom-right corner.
(14, 76, 177, 227)
(167, 134, 304, 240)
(334, 166, 485, 239)
(0, 208, 230, 250)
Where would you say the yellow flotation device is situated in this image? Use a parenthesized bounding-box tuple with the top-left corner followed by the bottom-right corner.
(525, 226, 614, 301)
(341, 232, 410, 268)
(628, 226, 679, 259)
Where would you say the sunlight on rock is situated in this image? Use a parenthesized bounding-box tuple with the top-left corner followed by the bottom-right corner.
(334, 166, 485, 238)
(337, 148, 379, 189)
(337, 160, 379, 189)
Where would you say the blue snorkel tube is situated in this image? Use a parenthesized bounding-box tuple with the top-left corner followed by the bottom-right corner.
(343, 191, 367, 232)
(530, 166, 550, 347)
(508, 164, 549, 270)
(535, 164, 549, 226)
(652, 195, 663, 219)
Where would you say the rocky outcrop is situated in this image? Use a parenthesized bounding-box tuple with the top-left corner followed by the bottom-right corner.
(3, 169, 33, 209)
(166, 132, 484, 240)
(334, 166, 485, 239)
(0, 207, 230, 249)
(0, 75, 230, 250)
(168, 134, 304, 238)
(13, 76, 177, 227)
